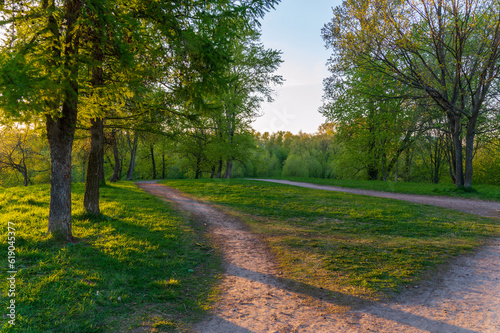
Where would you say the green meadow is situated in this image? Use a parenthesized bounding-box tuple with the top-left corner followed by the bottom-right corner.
(0, 182, 221, 333)
(161, 179, 500, 299)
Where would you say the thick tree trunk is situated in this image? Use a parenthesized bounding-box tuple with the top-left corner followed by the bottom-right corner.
(46, 111, 77, 241)
(126, 132, 138, 180)
(223, 160, 233, 178)
(84, 118, 104, 215)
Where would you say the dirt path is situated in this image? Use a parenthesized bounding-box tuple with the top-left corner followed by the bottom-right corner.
(136, 181, 500, 332)
(253, 179, 500, 218)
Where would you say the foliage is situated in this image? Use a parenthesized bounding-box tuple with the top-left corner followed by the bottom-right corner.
(0, 182, 221, 332)
(322, 0, 500, 188)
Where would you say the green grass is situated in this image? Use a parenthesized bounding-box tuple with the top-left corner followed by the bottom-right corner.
(0, 182, 222, 333)
(161, 179, 499, 300)
(266, 177, 500, 201)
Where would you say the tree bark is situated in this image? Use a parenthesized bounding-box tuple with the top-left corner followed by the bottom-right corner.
(449, 114, 464, 187)
(126, 132, 138, 180)
(84, 118, 104, 215)
(464, 122, 476, 188)
(223, 160, 233, 178)
(216, 159, 223, 178)
(46, 110, 77, 241)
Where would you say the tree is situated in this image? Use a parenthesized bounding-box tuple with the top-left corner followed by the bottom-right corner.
(321, 66, 426, 180)
(0, 125, 48, 186)
(0, 0, 84, 240)
(323, 0, 500, 188)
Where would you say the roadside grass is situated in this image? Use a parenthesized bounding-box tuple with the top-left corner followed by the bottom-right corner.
(161, 179, 499, 300)
(0, 182, 221, 333)
(266, 177, 500, 201)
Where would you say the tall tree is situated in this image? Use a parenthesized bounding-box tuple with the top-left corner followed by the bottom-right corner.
(1, 0, 83, 240)
(323, 0, 500, 188)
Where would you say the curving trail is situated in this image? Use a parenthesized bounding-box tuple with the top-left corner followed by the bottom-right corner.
(252, 179, 500, 218)
(136, 181, 500, 333)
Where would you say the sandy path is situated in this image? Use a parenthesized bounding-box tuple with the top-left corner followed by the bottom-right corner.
(136, 181, 500, 332)
(253, 179, 500, 218)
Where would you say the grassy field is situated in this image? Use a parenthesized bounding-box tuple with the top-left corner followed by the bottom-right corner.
(268, 177, 500, 201)
(0, 182, 221, 333)
(161, 179, 499, 300)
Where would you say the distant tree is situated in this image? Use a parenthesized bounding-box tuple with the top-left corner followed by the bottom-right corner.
(321, 67, 425, 180)
(0, 126, 48, 186)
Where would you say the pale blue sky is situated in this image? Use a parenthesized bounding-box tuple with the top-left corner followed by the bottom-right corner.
(252, 0, 343, 134)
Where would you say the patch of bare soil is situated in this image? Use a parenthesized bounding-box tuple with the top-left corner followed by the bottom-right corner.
(136, 181, 499, 332)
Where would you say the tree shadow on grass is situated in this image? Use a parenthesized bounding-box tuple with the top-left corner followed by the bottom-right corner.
(14, 183, 219, 333)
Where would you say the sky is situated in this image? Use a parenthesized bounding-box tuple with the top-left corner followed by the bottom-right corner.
(251, 0, 343, 134)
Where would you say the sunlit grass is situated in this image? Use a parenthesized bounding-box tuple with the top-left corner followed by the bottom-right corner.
(270, 177, 500, 201)
(161, 179, 499, 300)
(0, 182, 221, 333)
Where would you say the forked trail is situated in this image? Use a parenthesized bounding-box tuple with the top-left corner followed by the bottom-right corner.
(136, 181, 500, 333)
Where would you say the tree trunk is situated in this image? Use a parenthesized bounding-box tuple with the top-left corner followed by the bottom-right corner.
(445, 132, 456, 184)
(162, 154, 166, 179)
(405, 149, 412, 182)
(150, 144, 156, 179)
(450, 115, 464, 187)
(216, 159, 223, 178)
(223, 160, 233, 178)
(84, 118, 104, 215)
(109, 132, 120, 183)
(46, 111, 77, 241)
(464, 120, 477, 188)
(195, 153, 202, 179)
(21, 169, 29, 187)
(126, 132, 138, 180)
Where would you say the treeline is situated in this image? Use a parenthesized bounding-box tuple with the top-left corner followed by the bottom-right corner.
(3, 121, 499, 186)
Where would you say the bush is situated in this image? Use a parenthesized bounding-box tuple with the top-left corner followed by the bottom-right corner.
(282, 154, 309, 177)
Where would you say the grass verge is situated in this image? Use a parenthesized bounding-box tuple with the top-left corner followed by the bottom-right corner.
(161, 179, 499, 300)
(260, 177, 500, 201)
(0, 182, 221, 333)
